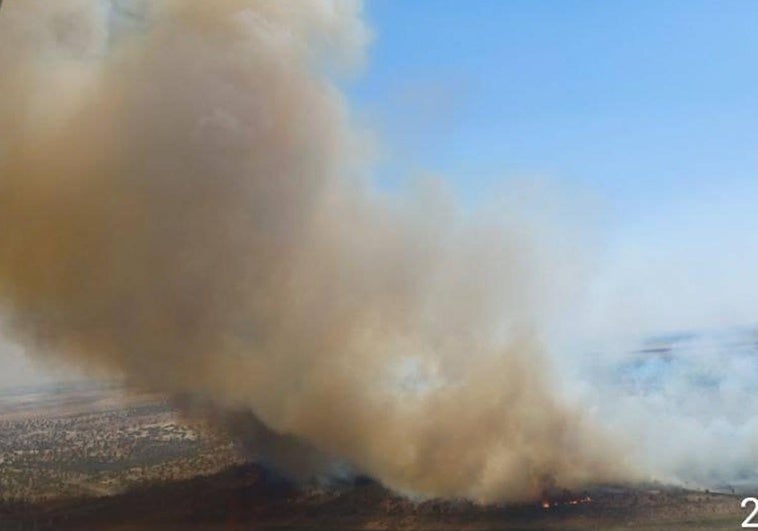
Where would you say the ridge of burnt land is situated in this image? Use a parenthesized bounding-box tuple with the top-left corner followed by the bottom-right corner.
(0, 462, 745, 530)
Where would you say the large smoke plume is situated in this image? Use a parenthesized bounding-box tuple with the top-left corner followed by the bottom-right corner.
(0, 0, 627, 501)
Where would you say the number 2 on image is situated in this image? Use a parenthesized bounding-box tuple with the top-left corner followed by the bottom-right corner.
(743, 497, 758, 528)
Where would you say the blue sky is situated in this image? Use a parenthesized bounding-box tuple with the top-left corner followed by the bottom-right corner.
(351, 1, 758, 220)
(348, 1, 758, 336)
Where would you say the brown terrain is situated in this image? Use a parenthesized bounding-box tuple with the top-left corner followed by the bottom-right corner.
(0, 384, 746, 530)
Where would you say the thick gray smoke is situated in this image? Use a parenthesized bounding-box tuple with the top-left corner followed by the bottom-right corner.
(0, 0, 627, 501)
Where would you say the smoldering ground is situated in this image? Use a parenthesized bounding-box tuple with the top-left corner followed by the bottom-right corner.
(0, 0, 634, 502)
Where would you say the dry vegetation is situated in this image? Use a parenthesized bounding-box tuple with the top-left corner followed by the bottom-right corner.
(0, 384, 243, 502)
(0, 384, 747, 530)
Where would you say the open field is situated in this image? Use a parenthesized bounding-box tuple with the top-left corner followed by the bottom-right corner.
(0, 383, 243, 502)
(0, 463, 746, 530)
(0, 383, 748, 530)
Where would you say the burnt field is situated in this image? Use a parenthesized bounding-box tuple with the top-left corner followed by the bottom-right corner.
(0, 384, 746, 530)
(0, 462, 745, 530)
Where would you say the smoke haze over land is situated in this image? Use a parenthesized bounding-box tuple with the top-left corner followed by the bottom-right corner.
(2, 0, 758, 503)
(0, 0, 625, 502)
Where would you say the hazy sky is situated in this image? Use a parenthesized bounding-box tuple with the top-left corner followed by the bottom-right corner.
(3, 1, 758, 388)
(350, 0, 758, 338)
